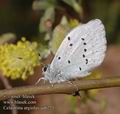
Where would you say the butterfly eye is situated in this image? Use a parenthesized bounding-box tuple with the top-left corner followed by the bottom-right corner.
(43, 66, 47, 72)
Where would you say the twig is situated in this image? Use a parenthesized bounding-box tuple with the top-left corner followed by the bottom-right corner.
(0, 77, 120, 101)
(0, 75, 18, 114)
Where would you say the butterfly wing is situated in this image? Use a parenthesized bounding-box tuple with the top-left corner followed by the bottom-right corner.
(50, 19, 107, 79)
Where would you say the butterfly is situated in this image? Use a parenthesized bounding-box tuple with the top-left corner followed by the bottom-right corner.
(36, 19, 107, 84)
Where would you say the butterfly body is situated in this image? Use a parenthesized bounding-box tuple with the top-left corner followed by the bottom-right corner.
(39, 19, 107, 84)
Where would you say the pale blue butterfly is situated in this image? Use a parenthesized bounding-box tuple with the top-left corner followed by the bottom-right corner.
(36, 19, 107, 84)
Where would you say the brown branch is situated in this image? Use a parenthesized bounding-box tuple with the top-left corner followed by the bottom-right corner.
(0, 77, 120, 101)
(0, 75, 18, 114)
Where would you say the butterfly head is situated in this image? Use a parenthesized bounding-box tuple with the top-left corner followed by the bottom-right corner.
(42, 64, 63, 83)
(42, 64, 52, 81)
(42, 64, 50, 74)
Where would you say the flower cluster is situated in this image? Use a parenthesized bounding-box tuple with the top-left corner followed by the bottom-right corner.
(0, 37, 40, 80)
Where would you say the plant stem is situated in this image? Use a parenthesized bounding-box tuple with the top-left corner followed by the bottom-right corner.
(0, 75, 18, 114)
(0, 77, 120, 101)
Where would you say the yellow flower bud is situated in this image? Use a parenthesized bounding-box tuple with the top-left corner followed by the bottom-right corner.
(0, 37, 40, 80)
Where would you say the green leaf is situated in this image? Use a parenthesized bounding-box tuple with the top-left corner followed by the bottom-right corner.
(37, 43, 50, 59)
(0, 33, 16, 45)
(32, 1, 52, 10)
(39, 7, 55, 32)
(49, 16, 70, 54)
(60, 16, 68, 25)
(49, 16, 80, 54)
(106, 1, 120, 43)
(62, 0, 83, 14)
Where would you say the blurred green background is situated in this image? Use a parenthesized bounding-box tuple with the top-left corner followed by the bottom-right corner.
(0, 0, 119, 44)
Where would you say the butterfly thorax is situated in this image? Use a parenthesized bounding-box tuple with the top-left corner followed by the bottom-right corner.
(42, 64, 66, 83)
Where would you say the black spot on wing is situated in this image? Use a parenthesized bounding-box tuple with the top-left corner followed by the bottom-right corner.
(84, 49, 87, 52)
(83, 42, 87, 45)
(86, 59, 88, 64)
(69, 43, 73, 46)
(79, 67, 82, 71)
(81, 37, 86, 45)
(68, 60, 71, 64)
(58, 57, 61, 60)
(81, 38, 85, 41)
(83, 54, 85, 58)
(68, 37, 70, 40)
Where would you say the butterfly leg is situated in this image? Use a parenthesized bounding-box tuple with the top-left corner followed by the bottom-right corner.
(66, 80, 79, 91)
(51, 83, 55, 87)
(72, 91, 80, 96)
(35, 77, 45, 85)
(66, 80, 80, 96)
